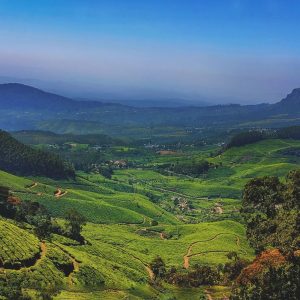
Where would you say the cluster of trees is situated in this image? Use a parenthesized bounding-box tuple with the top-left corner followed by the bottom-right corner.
(226, 125, 300, 150)
(241, 169, 300, 252)
(277, 125, 300, 139)
(161, 159, 210, 177)
(166, 264, 220, 287)
(226, 131, 266, 149)
(0, 130, 75, 179)
(231, 169, 300, 299)
(150, 253, 249, 288)
(0, 267, 61, 300)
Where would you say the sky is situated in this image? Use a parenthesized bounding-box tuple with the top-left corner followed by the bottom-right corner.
(0, 0, 300, 104)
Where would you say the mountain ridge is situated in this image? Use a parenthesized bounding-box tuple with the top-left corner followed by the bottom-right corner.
(0, 83, 300, 136)
(1, 82, 299, 109)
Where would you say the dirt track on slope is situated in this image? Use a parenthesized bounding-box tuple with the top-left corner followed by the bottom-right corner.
(52, 242, 81, 286)
(205, 290, 214, 300)
(40, 241, 47, 258)
(68, 257, 80, 286)
(112, 246, 154, 281)
(55, 189, 68, 198)
(183, 233, 241, 269)
(28, 182, 38, 189)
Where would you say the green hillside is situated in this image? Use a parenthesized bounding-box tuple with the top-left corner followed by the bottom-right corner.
(0, 130, 74, 179)
(0, 137, 299, 299)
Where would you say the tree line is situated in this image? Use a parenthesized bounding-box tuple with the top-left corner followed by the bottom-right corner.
(226, 125, 300, 149)
(0, 130, 75, 179)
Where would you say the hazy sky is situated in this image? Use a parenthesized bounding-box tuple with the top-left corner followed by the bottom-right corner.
(0, 0, 300, 103)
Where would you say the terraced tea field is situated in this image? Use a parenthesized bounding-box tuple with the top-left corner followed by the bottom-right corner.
(0, 219, 80, 297)
(0, 220, 40, 268)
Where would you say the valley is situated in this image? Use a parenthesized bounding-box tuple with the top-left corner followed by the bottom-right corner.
(1, 128, 299, 299)
(2, 2, 300, 298)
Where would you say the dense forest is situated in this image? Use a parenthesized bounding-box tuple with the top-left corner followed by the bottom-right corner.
(226, 125, 300, 149)
(12, 130, 123, 146)
(0, 130, 74, 179)
(167, 160, 210, 177)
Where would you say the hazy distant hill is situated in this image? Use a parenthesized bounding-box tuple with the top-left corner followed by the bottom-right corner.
(0, 83, 300, 137)
(0, 83, 104, 111)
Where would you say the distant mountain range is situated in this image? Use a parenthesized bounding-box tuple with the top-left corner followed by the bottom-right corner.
(0, 83, 107, 111)
(0, 83, 299, 139)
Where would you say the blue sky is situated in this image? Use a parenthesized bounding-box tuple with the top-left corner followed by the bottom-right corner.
(0, 0, 300, 103)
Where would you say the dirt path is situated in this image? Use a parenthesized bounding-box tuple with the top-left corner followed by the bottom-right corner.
(112, 245, 154, 281)
(183, 233, 241, 269)
(205, 290, 214, 300)
(40, 241, 47, 259)
(55, 189, 68, 198)
(52, 242, 80, 286)
(25, 182, 38, 189)
(68, 257, 80, 286)
(126, 252, 154, 281)
(30, 182, 38, 189)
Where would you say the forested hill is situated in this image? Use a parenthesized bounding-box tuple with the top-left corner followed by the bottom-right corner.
(0, 130, 74, 179)
(225, 125, 300, 149)
(0, 83, 104, 111)
(11, 130, 123, 146)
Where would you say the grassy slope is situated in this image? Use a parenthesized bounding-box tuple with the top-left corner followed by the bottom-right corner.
(1, 139, 298, 298)
(113, 139, 300, 200)
(52, 220, 253, 299)
(0, 170, 178, 225)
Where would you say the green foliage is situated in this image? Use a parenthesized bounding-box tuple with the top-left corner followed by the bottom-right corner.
(0, 185, 15, 218)
(76, 265, 105, 287)
(65, 208, 86, 243)
(232, 169, 300, 299)
(166, 264, 220, 287)
(99, 166, 113, 179)
(16, 201, 53, 240)
(12, 130, 122, 147)
(0, 130, 74, 179)
(231, 258, 300, 300)
(150, 256, 166, 280)
(0, 220, 40, 268)
(277, 125, 300, 139)
(242, 169, 300, 253)
(226, 131, 267, 149)
(223, 257, 249, 282)
(46, 244, 73, 276)
(0, 275, 31, 300)
(168, 160, 210, 177)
